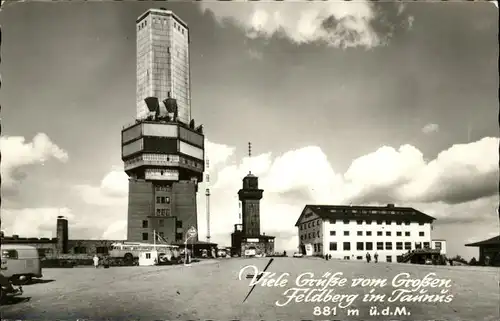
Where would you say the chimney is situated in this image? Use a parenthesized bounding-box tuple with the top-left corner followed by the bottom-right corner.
(56, 216, 69, 254)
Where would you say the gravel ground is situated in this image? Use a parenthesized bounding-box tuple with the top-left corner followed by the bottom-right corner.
(1, 257, 498, 321)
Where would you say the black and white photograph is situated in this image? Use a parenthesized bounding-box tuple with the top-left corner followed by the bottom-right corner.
(0, 0, 498, 320)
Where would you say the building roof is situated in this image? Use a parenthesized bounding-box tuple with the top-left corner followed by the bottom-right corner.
(465, 235, 500, 247)
(0, 244, 40, 250)
(295, 204, 436, 226)
(172, 240, 218, 246)
(1, 237, 57, 244)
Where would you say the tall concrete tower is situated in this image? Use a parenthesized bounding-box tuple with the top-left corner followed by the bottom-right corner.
(136, 8, 191, 123)
(122, 8, 204, 244)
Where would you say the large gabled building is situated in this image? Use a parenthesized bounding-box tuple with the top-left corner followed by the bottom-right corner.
(295, 204, 446, 263)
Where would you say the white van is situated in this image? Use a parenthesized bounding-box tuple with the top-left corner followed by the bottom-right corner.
(1, 244, 42, 284)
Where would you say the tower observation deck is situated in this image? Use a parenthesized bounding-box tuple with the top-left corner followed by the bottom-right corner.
(122, 8, 204, 244)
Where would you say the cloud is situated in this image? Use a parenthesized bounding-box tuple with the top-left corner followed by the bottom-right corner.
(421, 123, 439, 134)
(73, 167, 129, 206)
(194, 137, 499, 255)
(102, 220, 127, 240)
(1, 207, 75, 238)
(247, 48, 264, 60)
(4, 137, 498, 259)
(200, 1, 412, 49)
(0, 133, 69, 192)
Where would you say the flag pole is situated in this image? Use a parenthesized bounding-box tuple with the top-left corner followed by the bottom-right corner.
(153, 229, 157, 251)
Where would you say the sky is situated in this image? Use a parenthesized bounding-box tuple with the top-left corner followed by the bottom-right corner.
(1, 1, 498, 259)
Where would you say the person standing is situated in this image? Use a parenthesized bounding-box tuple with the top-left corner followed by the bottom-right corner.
(366, 252, 371, 263)
(374, 252, 379, 263)
(93, 255, 99, 268)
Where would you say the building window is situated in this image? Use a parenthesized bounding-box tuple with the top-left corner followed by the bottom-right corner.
(357, 231, 363, 236)
(330, 231, 336, 236)
(386, 231, 391, 236)
(74, 247, 87, 254)
(317, 219, 321, 225)
(176, 233, 182, 240)
(419, 222, 425, 226)
(366, 220, 372, 225)
(176, 220, 183, 228)
(366, 242, 373, 250)
(435, 242, 442, 250)
(396, 231, 402, 236)
(356, 256, 363, 260)
(386, 256, 392, 263)
(142, 233, 148, 241)
(396, 221, 402, 225)
(312, 221, 315, 227)
(377, 231, 383, 236)
(156, 209, 161, 216)
(330, 219, 336, 224)
(405, 232, 411, 237)
(96, 247, 108, 254)
(396, 242, 403, 250)
(317, 231, 320, 237)
(2, 250, 18, 259)
(404, 242, 412, 250)
(423, 242, 430, 248)
(300, 225, 302, 230)
(343, 219, 349, 224)
(385, 220, 391, 225)
(344, 231, 349, 236)
(366, 231, 372, 236)
(300, 235, 303, 240)
(159, 219, 164, 227)
(142, 220, 148, 228)
(415, 242, 422, 249)
(329, 242, 337, 251)
(385, 242, 392, 250)
(419, 232, 425, 237)
(356, 220, 363, 225)
(343, 242, 351, 251)
(405, 221, 410, 225)
(308, 222, 311, 228)
(377, 220, 383, 225)
(377, 242, 384, 250)
(344, 256, 350, 260)
(356, 242, 364, 251)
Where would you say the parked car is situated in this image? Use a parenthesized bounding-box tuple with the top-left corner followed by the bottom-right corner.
(293, 252, 304, 258)
(1, 244, 42, 285)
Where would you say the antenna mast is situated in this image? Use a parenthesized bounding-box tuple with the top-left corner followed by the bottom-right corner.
(205, 159, 211, 243)
(248, 142, 252, 174)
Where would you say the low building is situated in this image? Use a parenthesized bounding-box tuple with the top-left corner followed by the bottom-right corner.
(1, 216, 122, 258)
(465, 235, 500, 266)
(295, 204, 447, 263)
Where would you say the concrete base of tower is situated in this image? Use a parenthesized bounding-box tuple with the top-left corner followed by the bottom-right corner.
(126, 178, 198, 244)
(231, 233, 275, 257)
